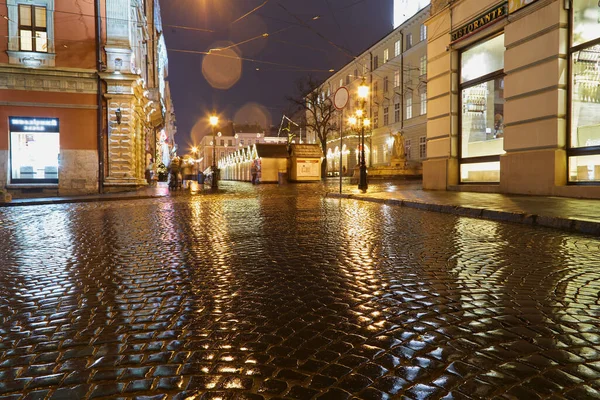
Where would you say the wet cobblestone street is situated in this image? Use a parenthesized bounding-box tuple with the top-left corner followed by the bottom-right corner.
(1, 181, 600, 399)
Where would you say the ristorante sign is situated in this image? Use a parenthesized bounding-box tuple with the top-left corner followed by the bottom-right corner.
(451, 2, 508, 42)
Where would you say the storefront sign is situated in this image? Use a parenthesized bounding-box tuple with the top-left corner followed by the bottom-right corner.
(451, 2, 508, 42)
(9, 117, 59, 133)
(508, 0, 538, 13)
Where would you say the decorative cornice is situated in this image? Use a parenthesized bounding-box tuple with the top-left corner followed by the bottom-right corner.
(0, 65, 97, 93)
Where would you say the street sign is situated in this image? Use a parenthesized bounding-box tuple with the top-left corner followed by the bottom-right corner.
(333, 87, 349, 110)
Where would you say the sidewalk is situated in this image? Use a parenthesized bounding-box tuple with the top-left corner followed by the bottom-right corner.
(327, 184, 600, 236)
(0, 185, 171, 207)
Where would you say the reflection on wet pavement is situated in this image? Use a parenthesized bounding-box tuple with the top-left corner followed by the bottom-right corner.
(1, 181, 599, 399)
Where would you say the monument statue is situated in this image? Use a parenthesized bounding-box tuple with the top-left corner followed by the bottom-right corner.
(391, 131, 406, 160)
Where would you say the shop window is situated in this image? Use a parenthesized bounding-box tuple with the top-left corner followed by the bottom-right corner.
(9, 117, 59, 183)
(569, 0, 600, 182)
(572, 0, 600, 46)
(459, 34, 505, 183)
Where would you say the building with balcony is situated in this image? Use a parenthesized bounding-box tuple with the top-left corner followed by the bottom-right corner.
(0, 0, 175, 197)
(425, 0, 600, 198)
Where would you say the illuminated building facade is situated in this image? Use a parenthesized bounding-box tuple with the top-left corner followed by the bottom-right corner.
(0, 0, 175, 197)
(319, 6, 430, 176)
(425, 0, 600, 198)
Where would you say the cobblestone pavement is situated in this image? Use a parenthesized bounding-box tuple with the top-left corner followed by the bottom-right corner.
(1, 181, 600, 399)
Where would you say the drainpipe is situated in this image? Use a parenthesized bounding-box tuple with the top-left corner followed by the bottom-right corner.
(369, 51, 373, 168)
(400, 32, 404, 134)
(95, 0, 104, 193)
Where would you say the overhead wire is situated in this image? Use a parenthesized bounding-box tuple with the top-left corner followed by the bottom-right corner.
(230, 0, 270, 24)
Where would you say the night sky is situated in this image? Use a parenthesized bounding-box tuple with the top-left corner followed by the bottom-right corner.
(159, 0, 394, 150)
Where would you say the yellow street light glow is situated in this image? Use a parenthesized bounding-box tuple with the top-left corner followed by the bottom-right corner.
(348, 116, 357, 126)
(210, 115, 219, 126)
(192, 146, 198, 153)
(364, 119, 371, 127)
(355, 109, 363, 117)
(358, 83, 369, 99)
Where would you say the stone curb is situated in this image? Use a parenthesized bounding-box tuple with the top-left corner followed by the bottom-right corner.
(0, 194, 168, 207)
(326, 192, 600, 236)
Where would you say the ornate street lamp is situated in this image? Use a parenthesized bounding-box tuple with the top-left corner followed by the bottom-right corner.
(209, 115, 219, 189)
(357, 79, 369, 192)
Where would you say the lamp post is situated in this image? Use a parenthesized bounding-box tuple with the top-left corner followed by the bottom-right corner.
(357, 79, 369, 192)
(209, 115, 219, 189)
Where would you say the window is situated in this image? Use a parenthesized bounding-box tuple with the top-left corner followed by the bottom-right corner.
(420, 24, 427, 42)
(6, 0, 55, 66)
(420, 89, 427, 115)
(419, 136, 427, 159)
(383, 49, 389, 64)
(374, 110, 379, 128)
(18, 4, 47, 52)
(405, 139, 412, 159)
(420, 55, 427, 76)
(228, 140, 233, 146)
(354, 69, 358, 80)
(394, 102, 400, 123)
(373, 55, 379, 70)
(384, 107, 389, 126)
(9, 117, 59, 183)
(240, 139, 245, 145)
(569, 0, 600, 182)
(220, 139, 225, 146)
(405, 90, 413, 120)
(383, 76, 389, 93)
(395, 40, 401, 57)
(346, 75, 350, 85)
(394, 70, 400, 88)
(339, 78, 343, 87)
(221, 151, 225, 158)
(406, 33, 413, 50)
(373, 81, 378, 96)
(460, 34, 505, 183)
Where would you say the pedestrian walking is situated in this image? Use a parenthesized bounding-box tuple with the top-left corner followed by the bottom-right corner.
(251, 163, 258, 185)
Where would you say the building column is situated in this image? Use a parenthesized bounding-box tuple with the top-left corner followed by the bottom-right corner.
(423, 6, 456, 190)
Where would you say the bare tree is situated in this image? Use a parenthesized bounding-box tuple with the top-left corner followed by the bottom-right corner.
(287, 75, 337, 179)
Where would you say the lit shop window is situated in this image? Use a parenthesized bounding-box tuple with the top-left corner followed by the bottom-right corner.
(569, 0, 600, 182)
(10, 117, 59, 183)
(460, 34, 505, 183)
